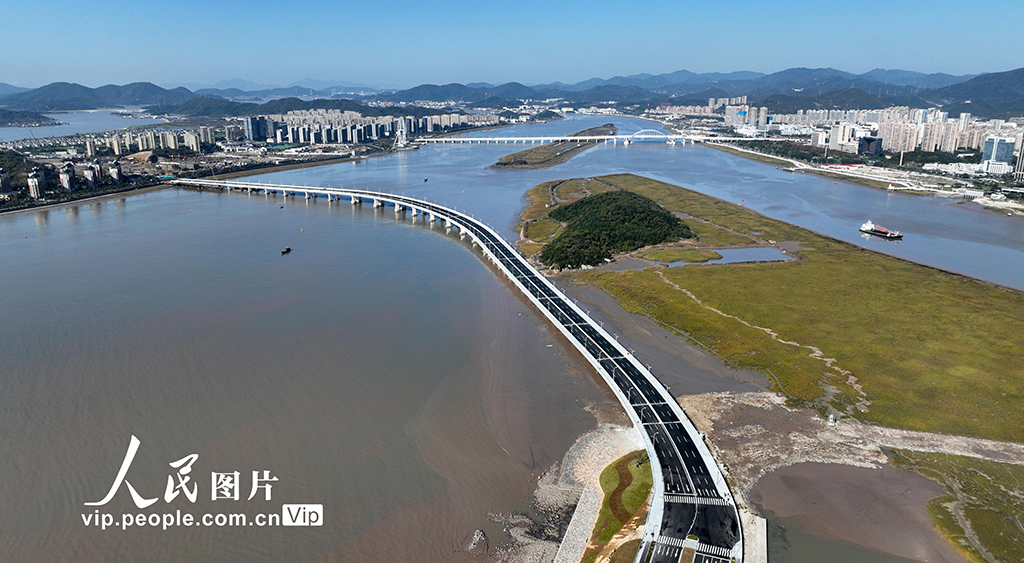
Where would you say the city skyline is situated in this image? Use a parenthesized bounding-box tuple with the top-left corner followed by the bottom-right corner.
(4, 0, 1024, 89)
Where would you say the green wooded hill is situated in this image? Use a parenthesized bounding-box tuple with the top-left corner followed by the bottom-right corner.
(0, 109, 57, 126)
(539, 191, 692, 269)
(146, 96, 457, 118)
(0, 151, 49, 188)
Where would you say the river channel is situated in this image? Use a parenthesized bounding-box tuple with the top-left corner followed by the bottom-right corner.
(1, 115, 1014, 562)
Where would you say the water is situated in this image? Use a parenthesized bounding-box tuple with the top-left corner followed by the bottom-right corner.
(0, 190, 621, 562)
(0, 108, 164, 142)
(253, 115, 1024, 289)
(759, 508, 922, 563)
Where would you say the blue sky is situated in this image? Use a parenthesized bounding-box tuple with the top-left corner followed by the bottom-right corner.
(3, 0, 1023, 88)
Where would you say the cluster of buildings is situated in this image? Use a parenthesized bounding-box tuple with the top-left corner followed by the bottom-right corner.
(15, 161, 125, 200)
(239, 111, 499, 145)
(87, 128, 210, 156)
(645, 97, 769, 125)
(779, 106, 1023, 168)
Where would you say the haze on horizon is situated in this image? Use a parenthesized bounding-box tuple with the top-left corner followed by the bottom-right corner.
(3, 0, 1023, 89)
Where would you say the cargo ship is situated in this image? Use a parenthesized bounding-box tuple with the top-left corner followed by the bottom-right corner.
(860, 220, 903, 239)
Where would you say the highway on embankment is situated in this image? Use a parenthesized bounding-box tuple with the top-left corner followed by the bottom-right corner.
(173, 178, 743, 563)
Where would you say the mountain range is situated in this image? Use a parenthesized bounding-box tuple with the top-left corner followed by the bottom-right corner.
(1, 67, 1022, 118)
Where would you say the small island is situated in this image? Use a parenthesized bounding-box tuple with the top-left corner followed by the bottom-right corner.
(0, 109, 59, 127)
(536, 190, 693, 269)
(491, 123, 617, 169)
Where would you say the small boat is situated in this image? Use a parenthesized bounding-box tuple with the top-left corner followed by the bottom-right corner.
(281, 247, 292, 255)
(424, 178, 428, 182)
(860, 220, 903, 239)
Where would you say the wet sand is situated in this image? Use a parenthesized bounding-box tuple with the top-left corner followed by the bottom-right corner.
(749, 463, 967, 563)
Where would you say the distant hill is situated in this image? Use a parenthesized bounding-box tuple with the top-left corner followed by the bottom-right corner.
(93, 82, 194, 106)
(0, 108, 59, 126)
(482, 82, 537, 100)
(533, 70, 766, 92)
(922, 67, 1024, 117)
(0, 83, 29, 97)
(195, 85, 323, 99)
(859, 68, 975, 89)
(562, 84, 654, 103)
(0, 82, 195, 111)
(471, 96, 515, 109)
(384, 83, 488, 103)
(286, 78, 379, 91)
(148, 96, 455, 119)
(147, 96, 258, 117)
(0, 82, 105, 111)
(758, 88, 929, 113)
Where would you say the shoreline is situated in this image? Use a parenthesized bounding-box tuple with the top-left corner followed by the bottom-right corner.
(0, 151, 384, 217)
(547, 425, 643, 563)
(702, 142, 896, 191)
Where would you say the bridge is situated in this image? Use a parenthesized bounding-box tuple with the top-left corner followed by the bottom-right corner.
(172, 178, 744, 563)
(417, 129, 751, 146)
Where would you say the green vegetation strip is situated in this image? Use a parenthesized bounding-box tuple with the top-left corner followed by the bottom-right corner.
(539, 191, 692, 269)
(491, 124, 616, 169)
(643, 248, 723, 264)
(564, 174, 1024, 442)
(891, 450, 1024, 563)
(581, 450, 653, 563)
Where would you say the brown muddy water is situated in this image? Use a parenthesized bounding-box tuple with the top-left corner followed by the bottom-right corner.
(0, 189, 623, 562)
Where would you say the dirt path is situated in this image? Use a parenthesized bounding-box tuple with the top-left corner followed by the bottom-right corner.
(654, 271, 870, 412)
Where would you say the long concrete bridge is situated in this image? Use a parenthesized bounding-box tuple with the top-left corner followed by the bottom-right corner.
(417, 128, 751, 146)
(172, 178, 744, 563)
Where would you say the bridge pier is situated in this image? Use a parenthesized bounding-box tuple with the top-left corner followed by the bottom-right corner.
(373, 199, 383, 208)
(351, 195, 361, 205)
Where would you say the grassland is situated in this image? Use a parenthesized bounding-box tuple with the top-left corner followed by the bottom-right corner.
(492, 124, 616, 169)
(642, 248, 723, 263)
(891, 450, 1024, 563)
(684, 220, 756, 246)
(524, 218, 561, 241)
(580, 450, 653, 563)
(531, 173, 1024, 442)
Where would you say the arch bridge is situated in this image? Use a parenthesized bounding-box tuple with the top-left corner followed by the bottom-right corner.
(171, 178, 745, 563)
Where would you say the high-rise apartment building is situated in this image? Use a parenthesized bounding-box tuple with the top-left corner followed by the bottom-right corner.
(183, 132, 201, 152)
(198, 126, 215, 144)
(879, 121, 919, 153)
(108, 161, 122, 182)
(983, 137, 1015, 163)
(27, 168, 46, 198)
(58, 163, 75, 191)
